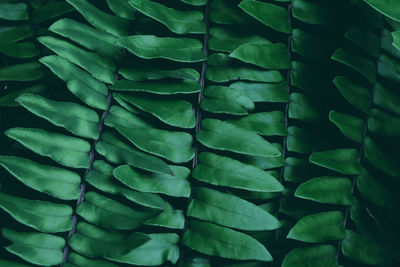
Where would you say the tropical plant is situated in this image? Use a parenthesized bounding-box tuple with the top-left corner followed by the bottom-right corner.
(0, 0, 399, 266)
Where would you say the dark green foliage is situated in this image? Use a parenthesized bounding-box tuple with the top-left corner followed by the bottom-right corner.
(0, 0, 399, 266)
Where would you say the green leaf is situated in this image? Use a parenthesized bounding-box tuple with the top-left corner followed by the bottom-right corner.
(115, 93, 196, 128)
(287, 211, 345, 243)
(77, 191, 157, 230)
(111, 233, 180, 265)
(0, 260, 33, 267)
(331, 48, 376, 84)
(129, 0, 204, 34)
(117, 35, 206, 62)
(181, 0, 208, 6)
(111, 79, 201, 95)
(363, 0, 400, 22)
(0, 156, 80, 200)
(309, 149, 362, 175)
(292, 0, 336, 25)
(364, 137, 400, 177)
(373, 82, 400, 115)
(49, 18, 122, 60)
(0, 2, 28, 21)
(95, 132, 172, 175)
(393, 31, 400, 51)
(226, 111, 287, 136)
(104, 105, 148, 128)
(17, 94, 100, 139)
(192, 152, 284, 192)
(368, 108, 400, 136)
(210, 0, 251, 25)
(0, 84, 45, 107)
(66, 0, 129, 37)
(0, 25, 33, 43)
(329, 110, 364, 143)
(206, 67, 283, 83)
(197, 119, 281, 157)
(282, 245, 339, 267)
(345, 26, 380, 58)
(2, 229, 64, 266)
(119, 67, 200, 81)
(32, 1, 74, 24)
(113, 165, 191, 197)
(209, 27, 270, 53)
(0, 62, 43, 81)
(286, 126, 312, 154)
(66, 252, 119, 267)
(230, 43, 290, 69)
(114, 123, 195, 163)
(145, 205, 185, 229)
(201, 86, 255, 115)
(69, 222, 149, 258)
(229, 82, 288, 102)
(333, 76, 371, 114)
(38, 36, 115, 84)
(357, 170, 397, 210)
(6, 128, 90, 169)
(342, 230, 388, 265)
(106, 0, 136, 19)
(183, 220, 272, 262)
(0, 42, 39, 59)
(85, 160, 166, 210)
(295, 176, 354, 205)
(188, 187, 280, 231)
(39, 55, 108, 110)
(288, 93, 321, 122)
(0, 192, 73, 233)
(239, 0, 291, 33)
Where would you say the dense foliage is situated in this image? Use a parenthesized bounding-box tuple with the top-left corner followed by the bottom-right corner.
(1, 0, 400, 266)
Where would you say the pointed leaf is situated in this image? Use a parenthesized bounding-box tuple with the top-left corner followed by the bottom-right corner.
(201, 86, 254, 115)
(0, 156, 80, 200)
(329, 111, 364, 143)
(38, 36, 115, 84)
(239, 0, 291, 33)
(287, 211, 345, 243)
(342, 230, 388, 265)
(17, 94, 100, 139)
(40, 55, 108, 110)
(282, 245, 339, 267)
(111, 233, 180, 265)
(0, 193, 73, 233)
(111, 79, 201, 95)
(230, 43, 290, 69)
(192, 152, 283, 192)
(114, 123, 194, 163)
(6, 128, 90, 169)
(117, 93, 196, 128)
(66, 0, 130, 37)
(183, 220, 272, 262)
(309, 149, 362, 175)
(188, 187, 280, 231)
(117, 35, 206, 62)
(95, 132, 172, 175)
(69, 222, 149, 258)
(2, 229, 64, 266)
(295, 176, 354, 205)
(229, 82, 288, 102)
(77, 191, 158, 230)
(129, 0, 204, 34)
(197, 119, 281, 157)
(113, 165, 191, 197)
(85, 160, 166, 210)
(0, 62, 43, 81)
